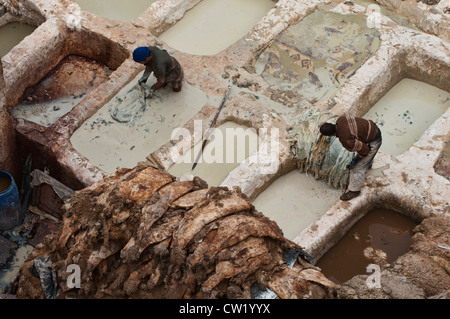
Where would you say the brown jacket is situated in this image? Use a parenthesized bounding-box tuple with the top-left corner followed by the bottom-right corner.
(335, 115, 378, 157)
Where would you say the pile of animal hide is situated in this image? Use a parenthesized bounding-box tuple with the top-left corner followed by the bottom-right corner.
(289, 110, 353, 189)
(16, 165, 336, 299)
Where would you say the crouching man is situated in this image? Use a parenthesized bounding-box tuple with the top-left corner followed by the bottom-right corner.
(132, 46, 184, 97)
(320, 115, 382, 201)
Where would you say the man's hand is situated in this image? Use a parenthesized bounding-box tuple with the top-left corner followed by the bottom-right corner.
(144, 86, 155, 99)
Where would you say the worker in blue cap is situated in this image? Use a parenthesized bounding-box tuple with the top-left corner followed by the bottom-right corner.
(132, 46, 184, 97)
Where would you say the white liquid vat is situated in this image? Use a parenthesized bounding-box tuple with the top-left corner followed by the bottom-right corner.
(252, 170, 341, 240)
(254, 10, 380, 103)
(11, 95, 85, 127)
(0, 22, 35, 57)
(168, 121, 261, 187)
(71, 73, 208, 174)
(364, 78, 450, 155)
(158, 0, 275, 56)
(75, 0, 156, 21)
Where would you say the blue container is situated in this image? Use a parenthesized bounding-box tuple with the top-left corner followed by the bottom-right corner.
(0, 170, 22, 230)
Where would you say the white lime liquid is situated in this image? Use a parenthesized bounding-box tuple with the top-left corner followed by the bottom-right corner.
(75, 0, 156, 21)
(158, 0, 275, 55)
(364, 78, 450, 155)
(71, 72, 208, 174)
(252, 170, 342, 240)
(0, 22, 35, 57)
(168, 121, 261, 187)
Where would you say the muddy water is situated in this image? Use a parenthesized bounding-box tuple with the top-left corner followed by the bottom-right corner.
(10, 55, 113, 127)
(363, 78, 450, 155)
(71, 71, 209, 174)
(316, 208, 418, 284)
(168, 121, 261, 186)
(75, 0, 156, 21)
(0, 177, 11, 192)
(0, 22, 36, 57)
(158, 0, 275, 56)
(252, 170, 342, 240)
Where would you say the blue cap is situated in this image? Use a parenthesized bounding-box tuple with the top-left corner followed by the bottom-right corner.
(133, 47, 150, 62)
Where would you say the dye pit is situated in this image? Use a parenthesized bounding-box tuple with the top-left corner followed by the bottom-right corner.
(316, 208, 418, 284)
(168, 121, 261, 186)
(253, 8, 381, 103)
(70, 71, 210, 174)
(11, 55, 113, 127)
(0, 0, 449, 299)
(252, 170, 342, 240)
(0, 22, 35, 57)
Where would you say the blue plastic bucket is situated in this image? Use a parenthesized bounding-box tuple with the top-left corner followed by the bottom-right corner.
(0, 170, 22, 230)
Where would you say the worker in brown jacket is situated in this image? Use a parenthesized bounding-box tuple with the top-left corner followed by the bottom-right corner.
(320, 115, 382, 201)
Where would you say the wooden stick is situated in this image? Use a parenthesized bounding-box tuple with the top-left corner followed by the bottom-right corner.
(192, 84, 232, 171)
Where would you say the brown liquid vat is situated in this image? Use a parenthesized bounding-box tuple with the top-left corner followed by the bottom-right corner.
(316, 208, 418, 284)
